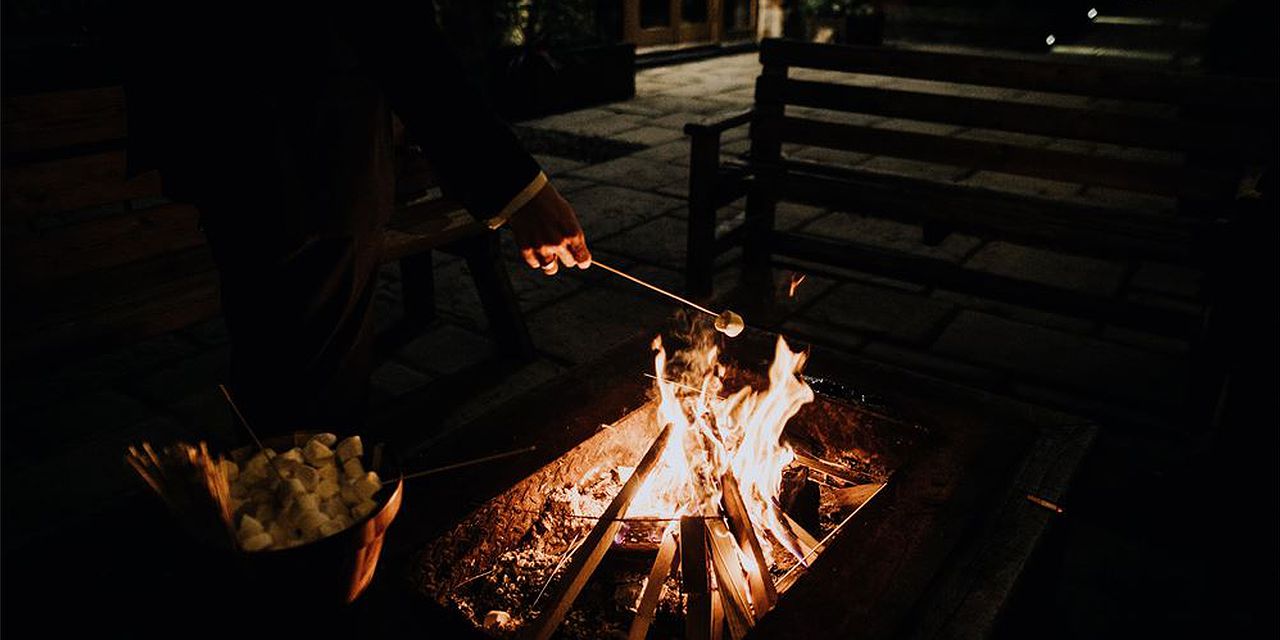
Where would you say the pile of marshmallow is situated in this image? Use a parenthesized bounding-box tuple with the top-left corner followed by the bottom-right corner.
(222, 434, 383, 552)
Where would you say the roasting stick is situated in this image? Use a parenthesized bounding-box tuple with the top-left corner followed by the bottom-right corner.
(218, 384, 287, 481)
(393, 445, 538, 485)
(592, 260, 745, 337)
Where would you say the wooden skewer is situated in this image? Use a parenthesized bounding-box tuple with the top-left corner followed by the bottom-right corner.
(592, 260, 747, 337)
(627, 525, 680, 640)
(217, 384, 287, 481)
(524, 424, 674, 640)
(593, 259, 718, 317)
(396, 446, 538, 484)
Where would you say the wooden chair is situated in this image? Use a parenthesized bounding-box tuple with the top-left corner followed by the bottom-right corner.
(2, 86, 533, 364)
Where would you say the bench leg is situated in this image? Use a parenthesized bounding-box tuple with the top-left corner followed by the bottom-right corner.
(743, 182, 778, 291)
(686, 133, 722, 298)
(399, 250, 436, 331)
(457, 233, 535, 360)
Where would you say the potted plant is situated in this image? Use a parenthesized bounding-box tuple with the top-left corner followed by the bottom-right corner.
(438, 0, 635, 121)
(792, 0, 884, 45)
(845, 2, 886, 46)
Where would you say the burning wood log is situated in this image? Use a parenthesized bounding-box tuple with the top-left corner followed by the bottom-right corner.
(782, 512, 820, 557)
(627, 526, 679, 640)
(705, 519, 755, 640)
(524, 424, 674, 640)
(710, 590, 725, 640)
(719, 471, 778, 615)
(829, 483, 883, 515)
(792, 450, 861, 486)
(681, 516, 713, 640)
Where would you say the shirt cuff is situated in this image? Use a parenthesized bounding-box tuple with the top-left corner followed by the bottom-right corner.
(484, 172, 548, 230)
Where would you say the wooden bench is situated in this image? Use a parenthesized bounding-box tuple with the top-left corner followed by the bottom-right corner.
(684, 39, 1275, 425)
(2, 86, 533, 364)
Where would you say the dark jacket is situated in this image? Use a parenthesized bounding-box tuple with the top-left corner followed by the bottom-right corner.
(125, 0, 541, 240)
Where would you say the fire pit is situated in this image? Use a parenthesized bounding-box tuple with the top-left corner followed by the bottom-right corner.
(414, 323, 919, 639)
(377, 325, 1094, 640)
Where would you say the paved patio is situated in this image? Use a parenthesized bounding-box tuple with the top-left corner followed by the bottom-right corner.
(2, 37, 1232, 635)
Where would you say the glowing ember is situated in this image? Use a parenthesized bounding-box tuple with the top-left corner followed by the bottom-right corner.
(627, 327, 815, 563)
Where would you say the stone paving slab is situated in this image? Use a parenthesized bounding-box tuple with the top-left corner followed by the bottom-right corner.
(433, 358, 568, 437)
(647, 112, 711, 129)
(856, 156, 971, 181)
(632, 139, 694, 163)
(788, 146, 873, 168)
(1068, 185, 1177, 213)
(566, 184, 685, 237)
(779, 316, 868, 355)
(609, 126, 688, 147)
(931, 289, 1098, 334)
(932, 310, 1186, 408)
(566, 156, 689, 191)
(1045, 139, 1185, 164)
(954, 128, 1057, 147)
(861, 340, 1008, 387)
(533, 153, 586, 176)
(964, 241, 1128, 295)
(873, 118, 967, 136)
(528, 112, 650, 137)
(960, 170, 1085, 199)
(396, 323, 497, 376)
(527, 285, 671, 364)
(800, 280, 957, 345)
(549, 176, 598, 194)
(800, 212, 984, 262)
(594, 215, 690, 269)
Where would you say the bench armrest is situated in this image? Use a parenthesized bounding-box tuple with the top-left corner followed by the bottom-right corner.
(683, 109, 754, 137)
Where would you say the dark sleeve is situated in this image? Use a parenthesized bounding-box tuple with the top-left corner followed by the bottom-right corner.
(344, 1, 542, 220)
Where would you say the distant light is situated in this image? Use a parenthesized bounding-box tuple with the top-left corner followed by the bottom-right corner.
(1087, 7, 1098, 19)
(1045, 34, 1056, 46)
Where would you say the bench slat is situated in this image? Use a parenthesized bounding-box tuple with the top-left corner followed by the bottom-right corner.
(760, 39, 1276, 107)
(383, 198, 479, 262)
(771, 231, 1201, 337)
(2, 86, 127, 154)
(2, 151, 162, 220)
(762, 115, 1236, 199)
(775, 164, 1194, 262)
(3, 204, 204, 287)
(4, 268, 221, 363)
(759, 76, 1262, 157)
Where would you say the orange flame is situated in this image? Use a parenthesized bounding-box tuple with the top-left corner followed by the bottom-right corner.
(787, 273, 806, 298)
(628, 332, 814, 562)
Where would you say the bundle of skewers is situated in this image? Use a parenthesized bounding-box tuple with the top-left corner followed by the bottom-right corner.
(125, 440, 237, 549)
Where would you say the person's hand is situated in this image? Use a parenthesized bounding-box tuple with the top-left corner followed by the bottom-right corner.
(505, 182, 591, 276)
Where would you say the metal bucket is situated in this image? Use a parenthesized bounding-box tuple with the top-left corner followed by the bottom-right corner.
(230, 432, 404, 605)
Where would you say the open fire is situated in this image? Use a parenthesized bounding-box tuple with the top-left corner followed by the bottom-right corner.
(416, 320, 897, 639)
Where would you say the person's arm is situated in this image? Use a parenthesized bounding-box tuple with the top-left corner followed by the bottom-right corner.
(344, 2, 589, 272)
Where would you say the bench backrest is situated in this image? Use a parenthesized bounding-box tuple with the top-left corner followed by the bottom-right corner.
(749, 39, 1276, 203)
(2, 86, 205, 290)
